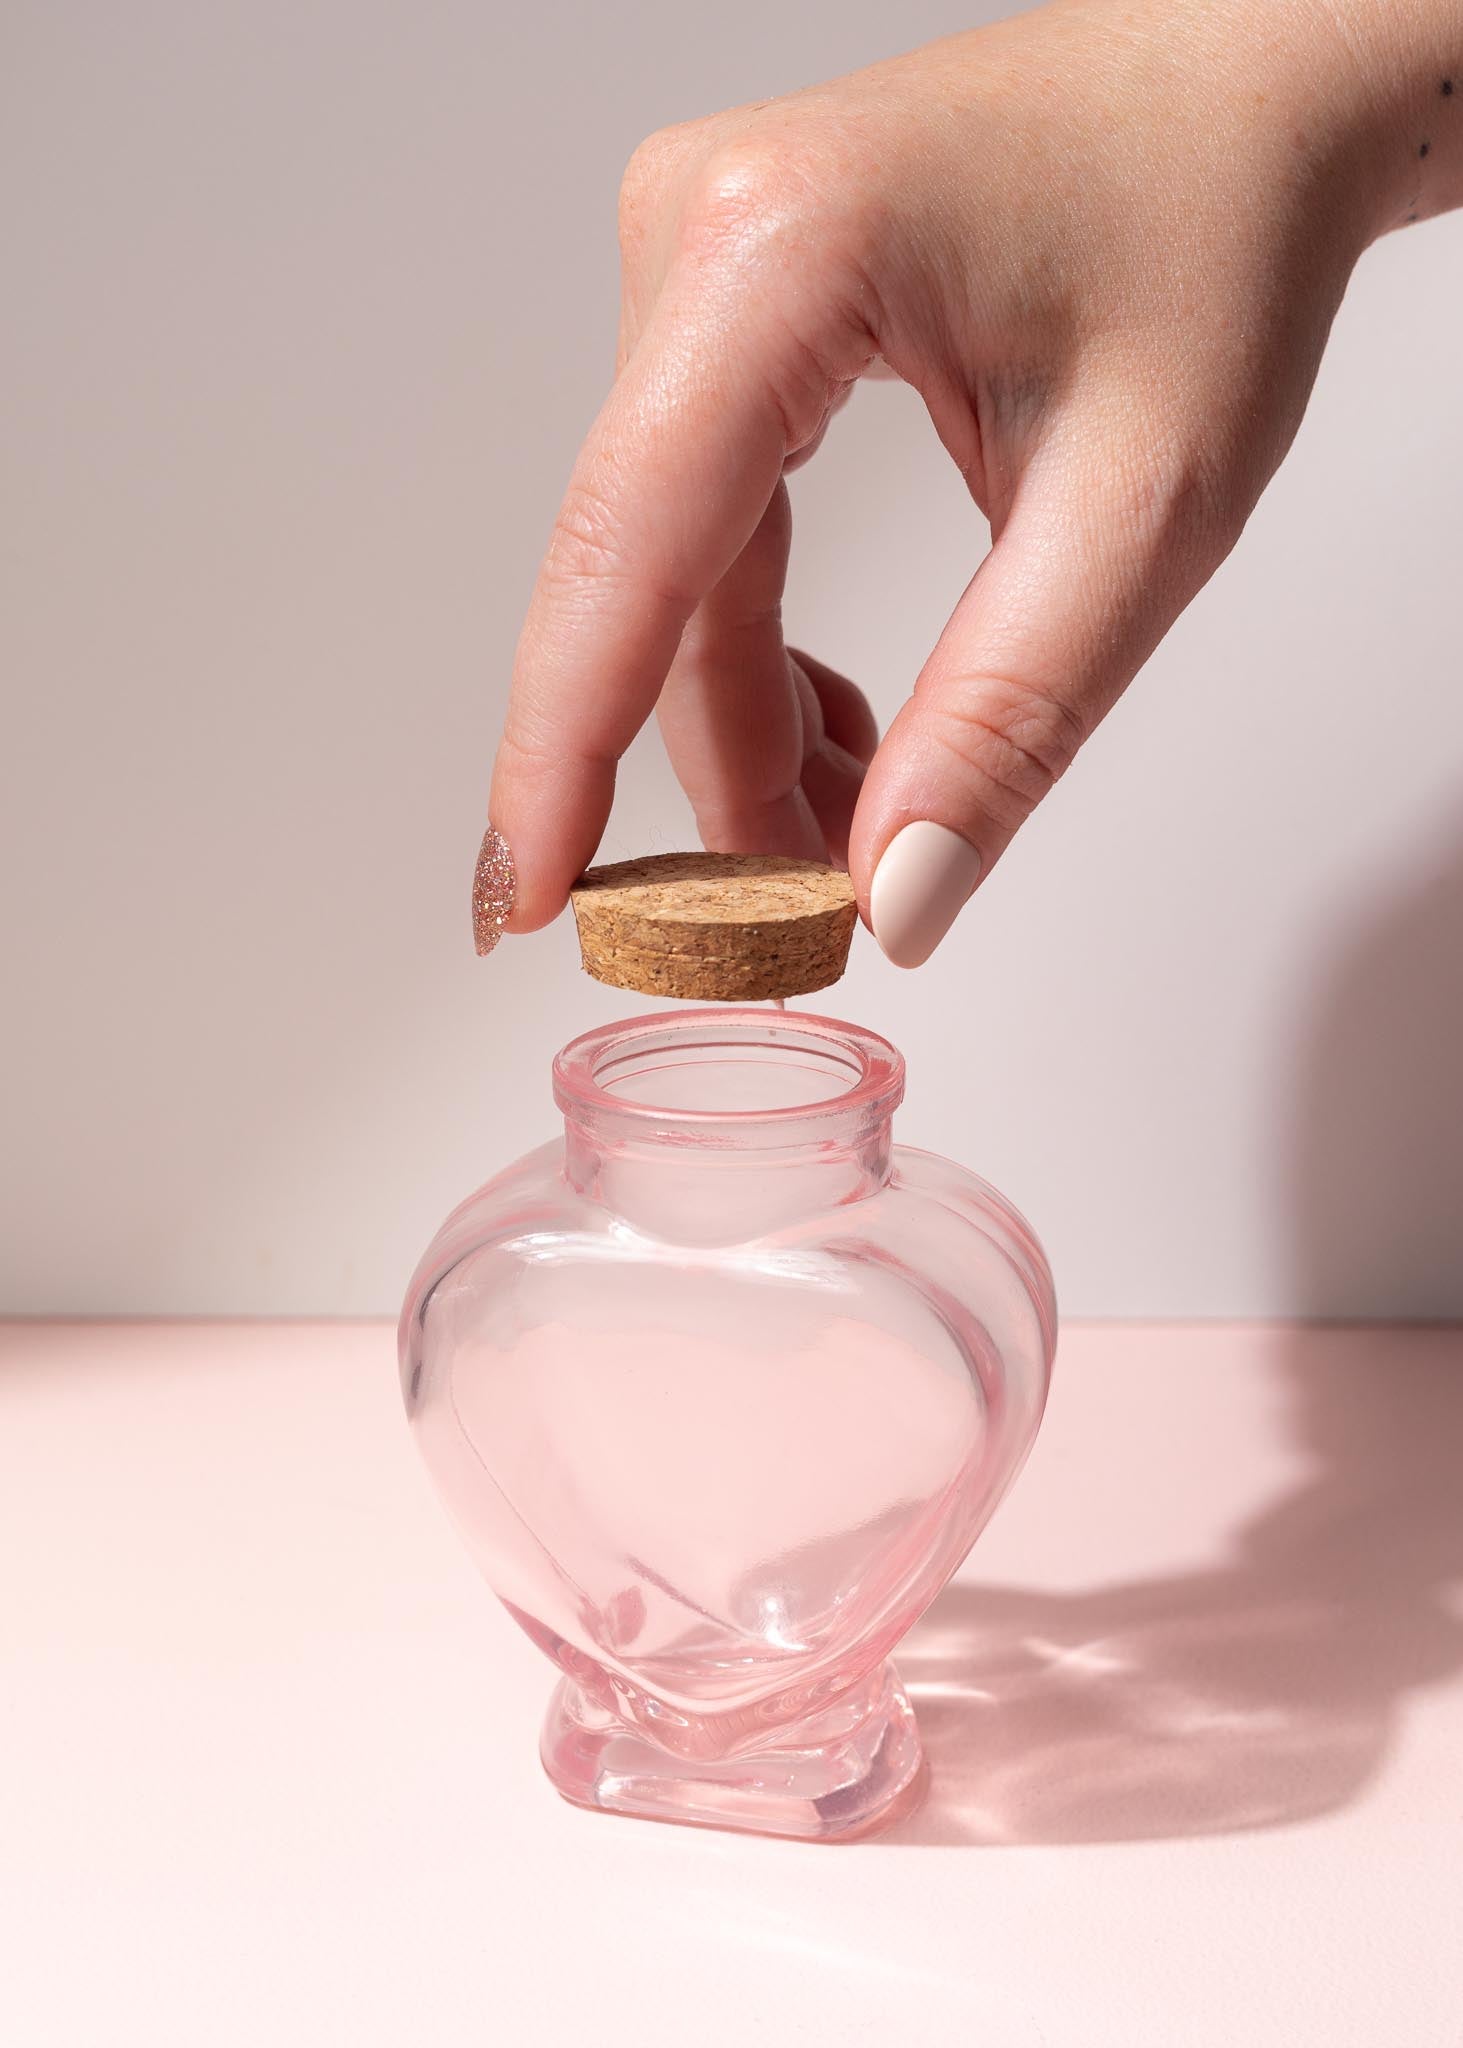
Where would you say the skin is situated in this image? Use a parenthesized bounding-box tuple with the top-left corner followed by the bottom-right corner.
(487, 0, 1463, 959)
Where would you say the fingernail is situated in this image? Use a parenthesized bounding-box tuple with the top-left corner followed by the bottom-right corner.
(869, 821, 982, 968)
(471, 824, 516, 956)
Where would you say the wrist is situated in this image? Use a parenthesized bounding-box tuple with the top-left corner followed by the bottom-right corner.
(1297, 0, 1463, 241)
(1158, 0, 1463, 251)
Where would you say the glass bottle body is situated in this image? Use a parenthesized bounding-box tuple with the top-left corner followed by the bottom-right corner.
(400, 1010, 1055, 1839)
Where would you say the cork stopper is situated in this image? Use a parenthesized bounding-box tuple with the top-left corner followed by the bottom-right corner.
(569, 852, 858, 1002)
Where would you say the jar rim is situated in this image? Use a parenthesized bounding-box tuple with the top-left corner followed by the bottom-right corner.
(552, 1007, 904, 1142)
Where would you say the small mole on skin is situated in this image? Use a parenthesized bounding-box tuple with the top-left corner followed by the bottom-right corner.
(1420, 141, 1431, 157)
(1443, 79, 1454, 96)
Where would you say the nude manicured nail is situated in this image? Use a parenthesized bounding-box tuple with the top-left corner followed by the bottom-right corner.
(869, 822, 982, 968)
(471, 824, 516, 956)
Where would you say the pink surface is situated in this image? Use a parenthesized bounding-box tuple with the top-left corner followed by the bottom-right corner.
(2, 1321, 1460, 2045)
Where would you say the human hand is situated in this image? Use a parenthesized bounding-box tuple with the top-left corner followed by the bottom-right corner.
(479, 0, 1461, 965)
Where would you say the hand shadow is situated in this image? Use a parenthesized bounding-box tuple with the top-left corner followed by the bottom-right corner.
(889, 811, 1463, 1846)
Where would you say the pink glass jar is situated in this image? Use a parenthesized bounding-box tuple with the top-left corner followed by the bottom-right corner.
(399, 1008, 1056, 1840)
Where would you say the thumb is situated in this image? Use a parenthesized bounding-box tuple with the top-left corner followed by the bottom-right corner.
(851, 428, 1229, 966)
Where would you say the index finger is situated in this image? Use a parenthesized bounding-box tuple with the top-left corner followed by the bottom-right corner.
(488, 292, 794, 932)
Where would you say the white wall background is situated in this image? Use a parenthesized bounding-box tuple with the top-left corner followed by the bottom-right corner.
(4, 0, 1462, 1318)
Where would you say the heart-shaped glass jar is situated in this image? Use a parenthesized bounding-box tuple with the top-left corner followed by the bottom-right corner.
(399, 1009, 1055, 1839)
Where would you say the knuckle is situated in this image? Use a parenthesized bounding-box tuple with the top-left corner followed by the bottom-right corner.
(497, 720, 556, 776)
(679, 138, 815, 265)
(618, 122, 700, 238)
(545, 481, 631, 587)
(922, 674, 1088, 829)
(502, 702, 619, 778)
(542, 480, 687, 615)
(677, 132, 882, 322)
(673, 137, 876, 453)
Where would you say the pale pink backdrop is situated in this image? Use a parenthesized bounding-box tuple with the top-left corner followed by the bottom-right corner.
(4, 0, 1463, 1316)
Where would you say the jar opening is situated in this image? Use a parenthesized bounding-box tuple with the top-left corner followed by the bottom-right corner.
(553, 1008, 903, 1143)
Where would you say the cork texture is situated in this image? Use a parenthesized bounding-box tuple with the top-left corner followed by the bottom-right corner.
(569, 852, 858, 1001)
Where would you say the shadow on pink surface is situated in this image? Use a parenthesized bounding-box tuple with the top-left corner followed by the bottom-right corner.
(894, 1331, 1463, 1845)
(892, 814, 1463, 1846)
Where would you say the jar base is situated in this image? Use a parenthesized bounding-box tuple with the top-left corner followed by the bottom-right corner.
(539, 1662, 923, 1841)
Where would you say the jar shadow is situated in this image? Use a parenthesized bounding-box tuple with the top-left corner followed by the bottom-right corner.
(887, 808, 1463, 1848)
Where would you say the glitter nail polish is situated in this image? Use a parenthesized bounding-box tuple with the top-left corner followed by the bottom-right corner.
(471, 825, 515, 956)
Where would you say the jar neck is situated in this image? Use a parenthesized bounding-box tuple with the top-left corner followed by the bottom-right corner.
(552, 1009, 904, 1245)
(564, 1117, 893, 1240)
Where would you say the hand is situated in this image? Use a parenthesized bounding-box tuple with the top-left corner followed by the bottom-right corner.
(482, 0, 1460, 965)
